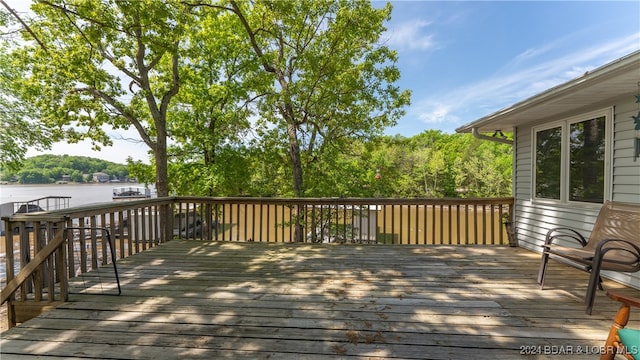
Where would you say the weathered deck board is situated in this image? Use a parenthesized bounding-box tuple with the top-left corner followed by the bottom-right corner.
(2, 241, 639, 359)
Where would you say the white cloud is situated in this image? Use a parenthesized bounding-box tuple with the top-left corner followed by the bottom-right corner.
(408, 33, 640, 132)
(415, 102, 454, 125)
(385, 19, 436, 51)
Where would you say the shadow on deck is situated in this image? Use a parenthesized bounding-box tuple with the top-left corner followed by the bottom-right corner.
(1, 241, 639, 359)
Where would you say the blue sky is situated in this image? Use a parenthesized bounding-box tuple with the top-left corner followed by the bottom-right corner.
(19, 1, 640, 163)
(381, 0, 640, 136)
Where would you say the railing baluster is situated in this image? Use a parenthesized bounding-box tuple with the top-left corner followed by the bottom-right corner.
(33, 221, 43, 302)
(357, 205, 363, 243)
(265, 203, 270, 243)
(280, 203, 285, 243)
(66, 218, 75, 278)
(415, 204, 419, 245)
(46, 222, 55, 302)
(391, 204, 395, 244)
(455, 205, 460, 245)
(423, 204, 428, 245)
(90, 217, 98, 268)
(100, 213, 108, 263)
(153, 205, 159, 245)
(79, 219, 87, 273)
(56, 221, 68, 301)
(342, 203, 347, 243)
(125, 210, 132, 254)
(131, 210, 139, 253)
(447, 205, 452, 246)
(482, 204, 487, 245)
(400, 204, 405, 245)
(490, 204, 495, 245)
(140, 208, 147, 250)
(498, 204, 506, 244)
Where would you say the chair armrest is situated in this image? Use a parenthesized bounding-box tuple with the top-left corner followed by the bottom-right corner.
(543, 227, 588, 247)
(595, 239, 640, 266)
(607, 290, 640, 308)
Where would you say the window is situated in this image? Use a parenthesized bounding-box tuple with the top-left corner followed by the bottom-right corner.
(569, 117, 606, 203)
(533, 109, 610, 204)
(535, 126, 562, 199)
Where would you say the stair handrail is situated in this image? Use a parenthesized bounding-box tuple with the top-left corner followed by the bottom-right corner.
(1, 229, 66, 305)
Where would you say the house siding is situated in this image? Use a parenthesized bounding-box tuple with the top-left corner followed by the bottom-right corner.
(613, 97, 640, 203)
(513, 95, 640, 289)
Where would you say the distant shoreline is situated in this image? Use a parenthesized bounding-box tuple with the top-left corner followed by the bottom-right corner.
(0, 181, 146, 186)
(1, 183, 154, 207)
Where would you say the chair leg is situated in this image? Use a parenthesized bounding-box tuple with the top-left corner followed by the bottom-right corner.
(585, 263, 603, 315)
(537, 251, 550, 289)
(586, 282, 596, 314)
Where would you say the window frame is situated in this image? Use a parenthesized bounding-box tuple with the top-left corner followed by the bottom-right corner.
(531, 107, 612, 206)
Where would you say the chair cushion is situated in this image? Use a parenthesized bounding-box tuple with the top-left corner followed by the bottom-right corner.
(618, 328, 640, 356)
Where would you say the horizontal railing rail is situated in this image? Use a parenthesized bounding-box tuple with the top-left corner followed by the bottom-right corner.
(1, 196, 514, 328)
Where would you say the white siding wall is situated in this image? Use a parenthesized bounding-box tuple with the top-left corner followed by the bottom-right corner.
(513, 95, 640, 289)
(613, 97, 640, 203)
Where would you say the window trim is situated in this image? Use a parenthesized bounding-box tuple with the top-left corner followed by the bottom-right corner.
(531, 107, 612, 206)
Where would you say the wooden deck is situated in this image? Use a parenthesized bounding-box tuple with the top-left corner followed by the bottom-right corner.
(1, 240, 639, 359)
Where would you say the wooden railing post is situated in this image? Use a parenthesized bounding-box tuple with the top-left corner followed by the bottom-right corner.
(4, 218, 16, 328)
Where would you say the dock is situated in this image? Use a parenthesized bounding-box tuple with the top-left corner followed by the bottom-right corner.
(1, 240, 638, 359)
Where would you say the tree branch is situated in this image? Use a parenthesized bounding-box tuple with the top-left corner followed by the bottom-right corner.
(0, 0, 48, 53)
(159, 46, 180, 116)
(72, 87, 156, 152)
(228, 0, 277, 74)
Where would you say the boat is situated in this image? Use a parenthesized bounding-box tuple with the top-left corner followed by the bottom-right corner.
(0, 196, 71, 235)
(112, 186, 152, 200)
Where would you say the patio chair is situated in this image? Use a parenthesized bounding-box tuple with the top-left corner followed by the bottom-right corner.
(601, 291, 640, 360)
(537, 201, 640, 314)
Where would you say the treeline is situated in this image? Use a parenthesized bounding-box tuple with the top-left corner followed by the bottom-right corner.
(1, 155, 129, 184)
(1, 131, 512, 196)
(128, 130, 512, 198)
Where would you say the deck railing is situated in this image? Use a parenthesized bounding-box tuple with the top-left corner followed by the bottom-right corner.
(1, 196, 514, 328)
(174, 197, 515, 245)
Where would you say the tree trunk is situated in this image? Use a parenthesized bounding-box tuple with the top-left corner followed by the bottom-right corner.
(153, 119, 172, 242)
(286, 123, 305, 242)
(287, 123, 303, 196)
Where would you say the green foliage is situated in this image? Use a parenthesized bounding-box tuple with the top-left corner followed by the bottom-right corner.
(3, 0, 190, 195)
(165, 129, 512, 198)
(1, 1, 511, 198)
(228, 0, 411, 195)
(0, 12, 55, 171)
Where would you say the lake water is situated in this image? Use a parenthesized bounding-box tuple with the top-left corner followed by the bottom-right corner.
(0, 183, 153, 208)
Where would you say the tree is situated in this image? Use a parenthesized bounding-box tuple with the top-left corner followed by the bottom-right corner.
(18, 168, 53, 184)
(4, 0, 192, 198)
(0, 7, 54, 171)
(2, 0, 198, 241)
(222, 0, 411, 240)
(164, 6, 264, 196)
(452, 140, 512, 198)
(215, 0, 411, 197)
